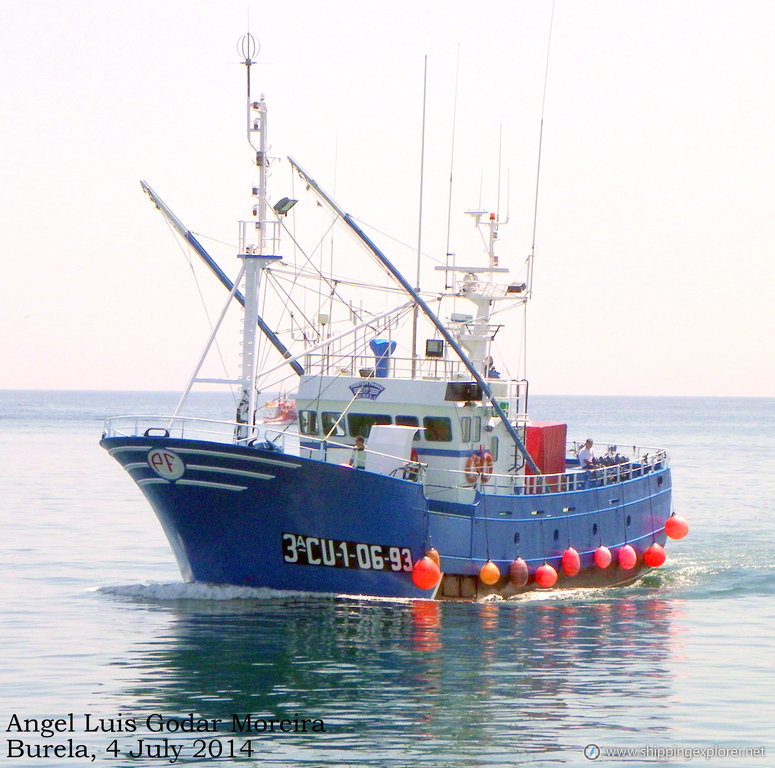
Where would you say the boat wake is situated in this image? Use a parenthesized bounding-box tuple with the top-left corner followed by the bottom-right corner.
(653, 558, 775, 599)
(97, 582, 437, 607)
(97, 581, 327, 602)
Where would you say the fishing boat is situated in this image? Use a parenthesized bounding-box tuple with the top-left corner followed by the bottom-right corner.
(101, 35, 687, 600)
(258, 395, 297, 425)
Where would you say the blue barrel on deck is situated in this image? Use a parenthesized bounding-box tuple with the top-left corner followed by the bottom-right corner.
(369, 338, 396, 378)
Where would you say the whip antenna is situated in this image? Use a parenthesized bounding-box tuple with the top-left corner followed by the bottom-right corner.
(411, 55, 428, 378)
(443, 44, 461, 291)
(527, 0, 556, 298)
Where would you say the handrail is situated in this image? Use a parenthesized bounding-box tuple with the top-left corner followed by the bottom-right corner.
(103, 414, 668, 494)
(103, 414, 426, 480)
(439, 446, 669, 495)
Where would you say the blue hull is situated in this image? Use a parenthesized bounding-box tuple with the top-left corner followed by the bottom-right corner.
(101, 435, 672, 600)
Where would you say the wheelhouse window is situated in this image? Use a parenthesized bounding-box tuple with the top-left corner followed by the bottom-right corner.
(489, 437, 499, 461)
(299, 410, 318, 435)
(347, 413, 392, 438)
(321, 412, 346, 437)
(460, 416, 481, 443)
(423, 416, 452, 442)
(396, 415, 420, 441)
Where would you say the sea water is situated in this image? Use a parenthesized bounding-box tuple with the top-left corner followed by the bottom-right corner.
(0, 391, 773, 767)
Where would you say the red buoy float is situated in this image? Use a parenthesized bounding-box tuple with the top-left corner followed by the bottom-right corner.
(643, 542, 666, 567)
(411, 556, 441, 590)
(535, 563, 558, 588)
(425, 547, 440, 567)
(665, 514, 689, 540)
(509, 557, 529, 587)
(594, 545, 612, 569)
(618, 544, 637, 570)
(479, 560, 501, 586)
(562, 547, 581, 577)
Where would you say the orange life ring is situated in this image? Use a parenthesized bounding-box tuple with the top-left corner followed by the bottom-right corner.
(480, 451, 493, 482)
(464, 453, 483, 484)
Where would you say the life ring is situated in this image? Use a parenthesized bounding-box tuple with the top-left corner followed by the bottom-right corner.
(464, 453, 482, 484)
(480, 451, 493, 482)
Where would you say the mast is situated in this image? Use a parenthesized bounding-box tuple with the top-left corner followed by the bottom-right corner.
(235, 33, 282, 439)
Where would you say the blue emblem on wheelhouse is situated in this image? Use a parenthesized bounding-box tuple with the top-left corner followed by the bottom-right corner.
(349, 382, 385, 400)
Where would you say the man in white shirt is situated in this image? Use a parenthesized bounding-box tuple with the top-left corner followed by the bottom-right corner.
(349, 436, 366, 469)
(578, 438, 597, 469)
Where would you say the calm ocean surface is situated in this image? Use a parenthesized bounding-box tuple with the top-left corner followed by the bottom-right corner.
(1, 391, 773, 767)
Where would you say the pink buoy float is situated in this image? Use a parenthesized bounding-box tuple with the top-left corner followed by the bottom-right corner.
(562, 547, 580, 577)
(594, 545, 612, 569)
(618, 544, 637, 570)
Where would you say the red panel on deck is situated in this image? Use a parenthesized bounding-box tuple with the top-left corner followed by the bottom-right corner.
(525, 421, 567, 475)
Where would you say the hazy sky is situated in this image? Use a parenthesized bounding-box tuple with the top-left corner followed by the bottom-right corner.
(1, 0, 773, 397)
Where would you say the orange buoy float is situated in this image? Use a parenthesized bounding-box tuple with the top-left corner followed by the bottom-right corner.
(665, 514, 689, 540)
(643, 542, 667, 567)
(411, 556, 441, 590)
(464, 453, 482, 484)
(480, 451, 494, 483)
(618, 544, 637, 570)
(535, 563, 558, 588)
(562, 547, 581, 577)
(594, 545, 612, 569)
(509, 557, 529, 587)
(479, 560, 501, 586)
(425, 547, 440, 567)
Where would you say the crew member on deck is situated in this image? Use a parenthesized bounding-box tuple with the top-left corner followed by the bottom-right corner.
(578, 438, 597, 469)
(484, 355, 500, 379)
(350, 436, 366, 469)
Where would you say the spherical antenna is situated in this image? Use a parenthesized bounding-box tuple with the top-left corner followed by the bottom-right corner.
(238, 33, 260, 64)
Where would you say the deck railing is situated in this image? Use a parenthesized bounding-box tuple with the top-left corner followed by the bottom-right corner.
(103, 415, 250, 444)
(104, 415, 668, 496)
(458, 445, 669, 496)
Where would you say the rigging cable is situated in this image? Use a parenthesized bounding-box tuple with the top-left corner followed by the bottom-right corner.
(163, 218, 238, 403)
